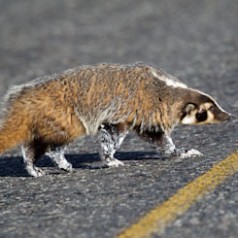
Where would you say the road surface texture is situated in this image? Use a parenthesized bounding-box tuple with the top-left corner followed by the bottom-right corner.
(0, 0, 237, 237)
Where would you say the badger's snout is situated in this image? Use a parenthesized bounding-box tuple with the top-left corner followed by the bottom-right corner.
(215, 110, 231, 122)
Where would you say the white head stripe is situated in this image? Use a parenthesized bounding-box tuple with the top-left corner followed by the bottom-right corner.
(151, 69, 188, 89)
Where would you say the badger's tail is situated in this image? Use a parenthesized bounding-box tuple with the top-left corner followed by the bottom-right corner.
(0, 114, 29, 154)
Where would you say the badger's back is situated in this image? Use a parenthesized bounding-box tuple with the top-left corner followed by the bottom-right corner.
(1, 63, 175, 139)
(61, 63, 176, 134)
(65, 63, 155, 134)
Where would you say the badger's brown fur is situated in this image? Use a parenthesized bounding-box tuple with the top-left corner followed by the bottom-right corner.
(0, 63, 231, 176)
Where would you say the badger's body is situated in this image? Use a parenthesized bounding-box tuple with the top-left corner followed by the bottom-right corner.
(0, 63, 230, 177)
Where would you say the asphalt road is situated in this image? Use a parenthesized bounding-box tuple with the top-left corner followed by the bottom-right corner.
(0, 0, 237, 237)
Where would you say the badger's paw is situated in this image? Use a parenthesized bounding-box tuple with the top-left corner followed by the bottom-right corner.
(89, 158, 124, 169)
(106, 158, 124, 167)
(177, 149, 203, 159)
(160, 148, 203, 160)
(26, 165, 46, 177)
(59, 162, 73, 172)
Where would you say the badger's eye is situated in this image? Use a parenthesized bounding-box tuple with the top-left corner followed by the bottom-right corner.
(196, 110, 207, 121)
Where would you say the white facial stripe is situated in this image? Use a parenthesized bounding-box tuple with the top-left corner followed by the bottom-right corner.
(181, 108, 220, 125)
(181, 114, 196, 125)
(151, 69, 188, 89)
(207, 111, 215, 122)
(202, 102, 213, 110)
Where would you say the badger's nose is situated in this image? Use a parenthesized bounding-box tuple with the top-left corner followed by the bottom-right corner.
(228, 114, 237, 121)
(225, 113, 232, 121)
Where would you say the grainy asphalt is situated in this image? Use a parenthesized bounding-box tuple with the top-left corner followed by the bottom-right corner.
(0, 0, 237, 238)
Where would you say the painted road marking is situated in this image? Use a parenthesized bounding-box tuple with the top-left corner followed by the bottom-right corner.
(118, 150, 238, 238)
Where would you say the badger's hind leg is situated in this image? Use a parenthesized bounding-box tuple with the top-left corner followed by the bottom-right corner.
(98, 124, 128, 167)
(21, 140, 48, 177)
(47, 147, 73, 172)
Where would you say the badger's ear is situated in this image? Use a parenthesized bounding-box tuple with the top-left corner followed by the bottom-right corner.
(184, 103, 196, 114)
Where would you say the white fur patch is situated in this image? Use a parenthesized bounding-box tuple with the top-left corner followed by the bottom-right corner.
(181, 114, 196, 125)
(21, 146, 28, 164)
(151, 69, 187, 88)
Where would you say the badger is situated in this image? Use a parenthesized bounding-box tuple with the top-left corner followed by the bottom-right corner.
(0, 63, 231, 177)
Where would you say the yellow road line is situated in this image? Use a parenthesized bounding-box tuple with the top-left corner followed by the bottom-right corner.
(118, 150, 238, 238)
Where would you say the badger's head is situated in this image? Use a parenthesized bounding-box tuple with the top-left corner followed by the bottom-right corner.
(179, 90, 231, 125)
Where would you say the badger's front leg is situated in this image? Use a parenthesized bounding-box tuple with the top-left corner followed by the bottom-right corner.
(138, 131, 203, 159)
(158, 134, 203, 158)
(98, 124, 128, 167)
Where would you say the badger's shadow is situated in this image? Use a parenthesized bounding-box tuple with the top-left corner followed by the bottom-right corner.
(0, 151, 159, 177)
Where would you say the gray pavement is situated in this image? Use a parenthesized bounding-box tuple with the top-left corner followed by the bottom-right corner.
(0, 0, 237, 237)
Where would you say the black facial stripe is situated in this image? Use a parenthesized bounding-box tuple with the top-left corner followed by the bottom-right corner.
(196, 110, 207, 122)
